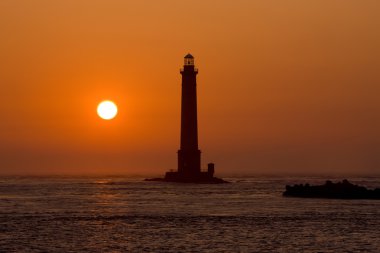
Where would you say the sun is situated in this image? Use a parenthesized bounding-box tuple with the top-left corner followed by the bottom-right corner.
(97, 100, 118, 120)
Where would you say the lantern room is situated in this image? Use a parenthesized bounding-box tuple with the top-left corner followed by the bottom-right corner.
(184, 54, 194, 66)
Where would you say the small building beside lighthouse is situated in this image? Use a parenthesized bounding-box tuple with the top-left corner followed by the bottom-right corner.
(147, 54, 226, 183)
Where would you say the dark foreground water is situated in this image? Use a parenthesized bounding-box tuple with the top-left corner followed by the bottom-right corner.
(1, 176, 379, 252)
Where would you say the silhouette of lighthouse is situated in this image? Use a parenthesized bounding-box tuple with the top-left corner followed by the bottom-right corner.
(147, 54, 226, 183)
(178, 54, 201, 177)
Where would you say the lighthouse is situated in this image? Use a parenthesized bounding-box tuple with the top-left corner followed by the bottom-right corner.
(146, 54, 227, 183)
(177, 54, 201, 177)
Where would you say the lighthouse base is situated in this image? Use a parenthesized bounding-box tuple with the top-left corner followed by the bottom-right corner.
(145, 171, 228, 184)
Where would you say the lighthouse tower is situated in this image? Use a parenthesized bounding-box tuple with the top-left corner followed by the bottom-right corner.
(150, 54, 227, 183)
(177, 54, 201, 178)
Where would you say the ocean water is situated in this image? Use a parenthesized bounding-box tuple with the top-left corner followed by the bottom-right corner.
(1, 176, 379, 252)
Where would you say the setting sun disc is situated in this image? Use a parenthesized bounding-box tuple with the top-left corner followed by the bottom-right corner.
(97, 100, 118, 120)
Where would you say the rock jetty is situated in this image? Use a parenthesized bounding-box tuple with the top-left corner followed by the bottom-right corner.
(283, 179, 380, 199)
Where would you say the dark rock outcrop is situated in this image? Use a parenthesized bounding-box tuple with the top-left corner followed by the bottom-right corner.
(283, 179, 380, 199)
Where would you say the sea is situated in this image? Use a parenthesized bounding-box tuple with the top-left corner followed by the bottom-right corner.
(1, 176, 379, 252)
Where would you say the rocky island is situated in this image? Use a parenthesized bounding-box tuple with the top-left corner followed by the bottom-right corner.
(283, 179, 380, 199)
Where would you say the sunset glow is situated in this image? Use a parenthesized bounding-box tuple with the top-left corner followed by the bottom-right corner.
(0, 1, 379, 175)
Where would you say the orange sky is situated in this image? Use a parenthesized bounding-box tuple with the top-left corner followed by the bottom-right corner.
(0, 1, 379, 175)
